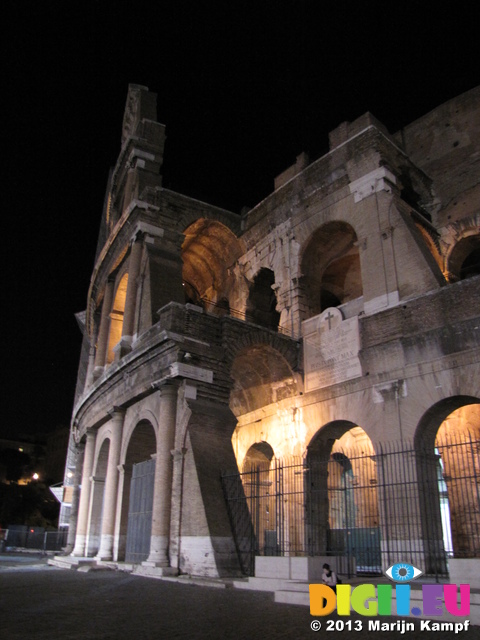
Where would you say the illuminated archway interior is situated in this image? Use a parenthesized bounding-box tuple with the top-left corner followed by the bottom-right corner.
(107, 273, 128, 364)
(301, 221, 362, 317)
(181, 219, 243, 313)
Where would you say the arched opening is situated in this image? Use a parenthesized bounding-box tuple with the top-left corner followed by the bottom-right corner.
(448, 233, 480, 281)
(107, 273, 128, 364)
(230, 345, 297, 417)
(118, 420, 157, 562)
(245, 268, 280, 330)
(301, 221, 363, 319)
(415, 397, 480, 571)
(243, 442, 275, 471)
(306, 423, 379, 572)
(242, 442, 276, 556)
(181, 219, 243, 314)
(86, 438, 109, 556)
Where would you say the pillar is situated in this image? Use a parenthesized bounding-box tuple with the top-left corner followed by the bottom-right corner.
(96, 408, 125, 560)
(167, 447, 187, 571)
(64, 441, 84, 554)
(93, 279, 114, 378)
(71, 430, 96, 557)
(144, 383, 178, 566)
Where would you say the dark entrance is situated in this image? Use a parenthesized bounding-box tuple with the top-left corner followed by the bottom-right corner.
(125, 458, 155, 563)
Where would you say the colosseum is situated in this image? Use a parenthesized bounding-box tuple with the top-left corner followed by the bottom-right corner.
(60, 84, 479, 589)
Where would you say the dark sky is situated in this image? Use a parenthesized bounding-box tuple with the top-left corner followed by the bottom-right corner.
(4, 1, 479, 440)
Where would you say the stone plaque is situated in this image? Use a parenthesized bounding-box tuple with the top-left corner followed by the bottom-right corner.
(303, 308, 362, 392)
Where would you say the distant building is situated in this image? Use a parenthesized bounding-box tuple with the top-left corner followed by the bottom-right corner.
(65, 85, 479, 585)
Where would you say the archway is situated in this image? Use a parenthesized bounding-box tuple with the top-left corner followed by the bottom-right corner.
(415, 397, 480, 570)
(301, 221, 362, 318)
(241, 442, 276, 556)
(245, 268, 280, 330)
(118, 420, 157, 562)
(306, 422, 379, 572)
(107, 273, 128, 364)
(229, 345, 297, 418)
(448, 233, 480, 281)
(181, 219, 243, 313)
(86, 438, 109, 556)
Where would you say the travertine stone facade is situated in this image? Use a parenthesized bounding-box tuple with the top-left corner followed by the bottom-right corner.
(67, 84, 480, 577)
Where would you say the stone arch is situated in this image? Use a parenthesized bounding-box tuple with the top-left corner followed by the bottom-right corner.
(107, 273, 128, 364)
(306, 422, 379, 567)
(229, 344, 298, 417)
(301, 221, 363, 318)
(442, 215, 480, 282)
(181, 218, 244, 314)
(242, 441, 275, 471)
(222, 325, 299, 373)
(447, 232, 480, 281)
(415, 396, 480, 564)
(177, 209, 241, 238)
(246, 268, 280, 330)
(241, 441, 277, 556)
(87, 436, 110, 556)
(415, 395, 479, 450)
(121, 409, 159, 461)
(117, 419, 157, 561)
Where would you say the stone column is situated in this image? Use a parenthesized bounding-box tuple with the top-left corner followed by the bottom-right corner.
(96, 408, 125, 561)
(114, 464, 132, 561)
(64, 441, 84, 554)
(93, 279, 115, 377)
(168, 447, 187, 571)
(144, 384, 178, 566)
(120, 234, 143, 350)
(71, 431, 96, 557)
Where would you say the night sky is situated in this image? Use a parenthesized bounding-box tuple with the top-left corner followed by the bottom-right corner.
(4, 1, 479, 440)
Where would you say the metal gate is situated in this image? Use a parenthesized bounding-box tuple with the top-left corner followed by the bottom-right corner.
(125, 458, 155, 563)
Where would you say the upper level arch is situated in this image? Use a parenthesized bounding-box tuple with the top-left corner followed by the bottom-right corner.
(447, 232, 480, 281)
(245, 268, 280, 331)
(107, 273, 129, 364)
(181, 218, 244, 314)
(300, 221, 363, 318)
(442, 215, 480, 282)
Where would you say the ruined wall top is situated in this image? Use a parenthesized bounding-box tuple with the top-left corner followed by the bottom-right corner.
(121, 84, 158, 147)
(328, 111, 394, 150)
(393, 86, 480, 219)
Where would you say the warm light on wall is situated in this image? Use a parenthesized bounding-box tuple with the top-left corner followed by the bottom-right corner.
(107, 273, 129, 364)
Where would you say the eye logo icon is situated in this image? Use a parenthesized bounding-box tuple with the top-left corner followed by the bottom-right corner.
(385, 562, 423, 582)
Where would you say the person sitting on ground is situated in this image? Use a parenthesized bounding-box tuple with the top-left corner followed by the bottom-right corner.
(322, 563, 337, 588)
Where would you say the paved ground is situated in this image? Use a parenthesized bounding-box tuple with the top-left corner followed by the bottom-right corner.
(0, 553, 478, 640)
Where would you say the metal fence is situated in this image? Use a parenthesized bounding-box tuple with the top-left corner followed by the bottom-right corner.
(1, 526, 68, 553)
(222, 437, 480, 578)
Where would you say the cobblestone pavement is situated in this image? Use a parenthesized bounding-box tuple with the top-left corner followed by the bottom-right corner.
(0, 556, 478, 640)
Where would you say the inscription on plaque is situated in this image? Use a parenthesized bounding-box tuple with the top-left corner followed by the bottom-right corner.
(303, 308, 362, 392)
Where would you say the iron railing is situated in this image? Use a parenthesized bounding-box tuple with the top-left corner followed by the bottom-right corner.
(222, 436, 480, 577)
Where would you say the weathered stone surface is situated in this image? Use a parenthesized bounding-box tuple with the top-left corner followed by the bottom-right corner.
(66, 84, 480, 578)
